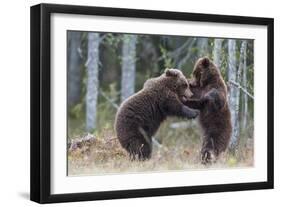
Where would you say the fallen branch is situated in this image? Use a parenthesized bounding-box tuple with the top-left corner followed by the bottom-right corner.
(169, 121, 196, 129)
(99, 90, 119, 109)
(177, 38, 197, 68)
(169, 38, 195, 58)
(99, 34, 107, 42)
(228, 80, 254, 100)
(152, 137, 162, 148)
(157, 38, 196, 62)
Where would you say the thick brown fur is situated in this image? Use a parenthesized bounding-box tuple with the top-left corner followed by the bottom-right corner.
(183, 57, 232, 164)
(115, 69, 199, 160)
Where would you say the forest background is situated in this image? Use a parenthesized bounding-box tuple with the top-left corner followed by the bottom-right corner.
(67, 31, 254, 175)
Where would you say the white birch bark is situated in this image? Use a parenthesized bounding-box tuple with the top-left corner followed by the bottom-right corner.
(242, 42, 248, 130)
(213, 39, 223, 69)
(86, 33, 100, 131)
(229, 40, 247, 150)
(228, 39, 237, 150)
(121, 34, 137, 102)
(68, 32, 81, 106)
(235, 41, 247, 145)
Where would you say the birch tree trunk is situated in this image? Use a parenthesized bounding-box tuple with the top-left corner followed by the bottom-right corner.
(242, 42, 248, 130)
(228, 39, 237, 151)
(197, 38, 208, 57)
(234, 41, 247, 147)
(121, 34, 137, 102)
(213, 39, 223, 69)
(68, 32, 81, 107)
(229, 40, 247, 151)
(86, 33, 100, 132)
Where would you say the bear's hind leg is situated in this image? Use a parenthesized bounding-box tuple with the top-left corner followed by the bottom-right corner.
(200, 136, 216, 165)
(126, 136, 152, 161)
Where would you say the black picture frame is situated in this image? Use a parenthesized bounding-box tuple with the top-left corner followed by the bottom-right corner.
(30, 3, 274, 204)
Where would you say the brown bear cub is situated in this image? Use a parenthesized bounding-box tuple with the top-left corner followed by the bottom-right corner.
(183, 57, 232, 164)
(115, 69, 199, 160)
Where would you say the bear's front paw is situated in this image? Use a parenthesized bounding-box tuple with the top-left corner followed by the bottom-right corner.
(191, 109, 200, 119)
(202, 94, 213, 103)
(182, 106, 199, 119)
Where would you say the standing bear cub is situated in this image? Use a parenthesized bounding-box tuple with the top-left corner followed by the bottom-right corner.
(115, 69, 199, 160)
(183, 57, 232, 164)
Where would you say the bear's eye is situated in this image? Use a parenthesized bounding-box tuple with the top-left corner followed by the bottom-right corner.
(182, 83, 188, 88)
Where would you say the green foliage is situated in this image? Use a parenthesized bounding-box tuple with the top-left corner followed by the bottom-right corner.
(159, 45, 174, 68)
(96, 83, 119, 131)
(220, 48, 228, 79)
(69, 103, 84, 119)
(104, 33, 122, 49)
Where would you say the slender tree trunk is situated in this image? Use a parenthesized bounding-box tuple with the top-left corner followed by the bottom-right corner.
(228, 39, 237, 151)
(235, 41, 247, 144)
(68, 32, 81, 107)
(197, 38, 208, 57)
(242, 42, 248, 130)
(121, 34, 137, 102)
(229, 40, 247, 151)
(86, 33, 100, 131)
(213, 39, 223, 69)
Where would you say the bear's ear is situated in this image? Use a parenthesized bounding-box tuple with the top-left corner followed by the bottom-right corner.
(201, 57, 210, 68)
(165, 68, 179, 77)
